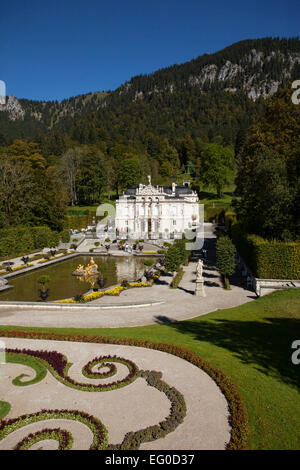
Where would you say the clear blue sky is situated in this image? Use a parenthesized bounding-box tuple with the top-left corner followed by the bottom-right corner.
(1, 0, 299, 101)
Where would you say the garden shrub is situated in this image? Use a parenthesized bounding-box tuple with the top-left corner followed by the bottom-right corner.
(225, 211, 237, 234)
(231, 223, 300, 279)
(171, 267, 184, 288)
(0, 228, 34, 257)
(65, 214, 89, 231)
(121, 279, 130, 288)
(30, 227, 54, 249)
(60, 229, 70, 244)
(204, 205, 230, 222)
(165, 238, 189, 273)
(0, 226, 60, 259)
(143, 260, 153, 267)
(216, 235, 236, 289)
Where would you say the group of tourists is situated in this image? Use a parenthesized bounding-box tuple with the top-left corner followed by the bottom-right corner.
(118, 241, 144, 253)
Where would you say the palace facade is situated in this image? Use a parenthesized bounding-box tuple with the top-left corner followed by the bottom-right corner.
(115, 177, 199, 240)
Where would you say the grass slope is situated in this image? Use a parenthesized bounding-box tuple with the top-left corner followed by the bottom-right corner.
(0, 289, 299, 449)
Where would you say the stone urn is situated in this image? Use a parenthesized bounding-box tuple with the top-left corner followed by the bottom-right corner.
(97, 277, 106, 289)
(38, 288, 50, 302)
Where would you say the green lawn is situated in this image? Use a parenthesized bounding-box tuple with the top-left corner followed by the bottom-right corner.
(199, 184, 237, 206)
(67, 199, 117, 213)
(0, 289, 299, 449)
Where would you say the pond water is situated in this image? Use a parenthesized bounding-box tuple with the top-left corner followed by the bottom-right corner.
(0, 256, 154, 302)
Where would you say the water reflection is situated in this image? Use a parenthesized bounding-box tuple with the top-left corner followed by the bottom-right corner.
(0, 256, 153, 302)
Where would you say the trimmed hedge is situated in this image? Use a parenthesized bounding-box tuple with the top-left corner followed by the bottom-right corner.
(65, 214, 89, 231)
(0, 226, 67, 259)
(60, 229, 71, 244)
(204, 204, 231, 223)
(171, 267, 184, 289)
(65, 209, 103, 231)
(225, 211, 237, 234)
(231, 223, 300, 279)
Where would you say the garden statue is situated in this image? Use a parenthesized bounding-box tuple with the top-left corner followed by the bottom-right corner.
(196, 259, 203, 279)
(195, 259, 206, 297)
(73, 258, 99, 277)
(85, 257, 99, 275)
(73, 264, 85, 276)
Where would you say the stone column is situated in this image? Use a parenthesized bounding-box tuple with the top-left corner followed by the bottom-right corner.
(194, 274, 206, 297)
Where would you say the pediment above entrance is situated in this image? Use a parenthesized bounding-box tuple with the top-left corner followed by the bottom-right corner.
(137, 184, 161, 196)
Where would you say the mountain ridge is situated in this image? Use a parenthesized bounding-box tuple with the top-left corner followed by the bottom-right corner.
(1, 37, 300, 145)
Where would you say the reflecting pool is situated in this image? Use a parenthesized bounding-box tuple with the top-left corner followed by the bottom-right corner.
(0, 256, 153, 302)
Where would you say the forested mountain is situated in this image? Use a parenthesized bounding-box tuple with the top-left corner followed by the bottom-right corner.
(1, 37, 300, 147)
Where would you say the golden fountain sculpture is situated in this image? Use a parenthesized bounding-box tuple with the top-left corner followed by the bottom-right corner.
(73, 257, 99, 276)
(72, 257, 100, 289)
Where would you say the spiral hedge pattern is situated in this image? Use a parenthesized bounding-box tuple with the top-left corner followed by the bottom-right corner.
(0, 347, 187, 450)
(0, 328, 247, 449)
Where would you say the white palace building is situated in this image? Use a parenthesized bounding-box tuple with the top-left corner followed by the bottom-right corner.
(115, 176, 200, 240)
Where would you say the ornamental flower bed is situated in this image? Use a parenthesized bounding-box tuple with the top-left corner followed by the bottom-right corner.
(128, 282, 149, 288)
(12, 264, 34, 271)
(55, 273, 161, 303)
(0, 329, 248, 450)
(102, 286, 126, 296)
(1, 348, 187, 450)
(38, 257, 55, 263)
(0, 264, 34, 274)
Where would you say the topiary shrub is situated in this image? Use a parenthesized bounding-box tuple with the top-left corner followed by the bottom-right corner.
(171, 267, 184, 289)
(216, 235, 236, 289)
(60, 229, 71, 244)
(144, 260, 153, 267)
